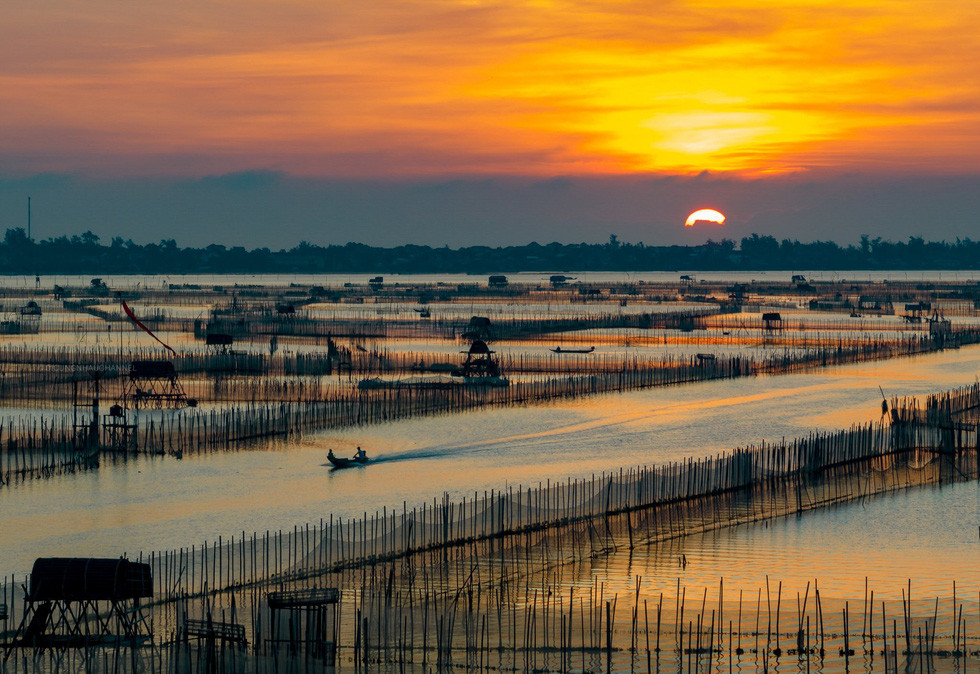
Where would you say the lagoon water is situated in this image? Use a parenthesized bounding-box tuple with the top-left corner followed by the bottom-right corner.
(1, 344, 978, 581)
(586, 478, 979, 603)
(3, 269, 980, 290)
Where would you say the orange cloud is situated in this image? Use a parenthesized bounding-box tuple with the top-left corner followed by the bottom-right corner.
(1, 0, 979, 177)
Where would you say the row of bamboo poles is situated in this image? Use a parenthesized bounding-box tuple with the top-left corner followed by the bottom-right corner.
(47, 300, 980, 341)
(138, 419, 980, 671)
(2, 412, 976, 671)
(0, 325, 963, 406)
(3, 580, 975, 673)
(137, 415, 977, 603)
(0, 332, 970, 486)
(47, 300, 723, 338)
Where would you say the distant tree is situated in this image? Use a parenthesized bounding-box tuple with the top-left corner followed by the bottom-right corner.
(4, 228, 30, 246)
(0, 230, 978, 273)
(739, 234, 780, 266)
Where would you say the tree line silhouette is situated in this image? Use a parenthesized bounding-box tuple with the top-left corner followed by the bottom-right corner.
(1, 228, 979, 273)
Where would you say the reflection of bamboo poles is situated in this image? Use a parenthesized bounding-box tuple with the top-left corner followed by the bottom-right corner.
(2, 315, 978, 407)
(4, 437, 975, 672)
(4, 350, 980, 487)
(0, 312, 980, 375)
(243, 450, 977, 671)
(107, 407, 978, 608)
(0, 325, 965, 405)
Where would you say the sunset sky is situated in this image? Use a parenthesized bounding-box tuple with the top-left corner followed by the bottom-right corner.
(1, 0, 979, 247)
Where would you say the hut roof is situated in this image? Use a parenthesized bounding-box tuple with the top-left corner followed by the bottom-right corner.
(28, 558, 152, 602)
(129, 360, 176, 379)
(205, 333, 234, 346)
(468, 340, 494, 355)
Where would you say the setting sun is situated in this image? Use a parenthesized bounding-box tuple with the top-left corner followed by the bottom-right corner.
(685, 209, 726, 227)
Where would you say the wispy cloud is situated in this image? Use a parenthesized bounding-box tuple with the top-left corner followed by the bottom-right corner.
(2, 0, 979, 177)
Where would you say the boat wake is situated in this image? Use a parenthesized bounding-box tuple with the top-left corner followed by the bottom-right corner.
(367, 449, 446, 464)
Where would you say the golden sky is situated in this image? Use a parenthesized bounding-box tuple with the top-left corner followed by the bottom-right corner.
(2, 0, 979, 178)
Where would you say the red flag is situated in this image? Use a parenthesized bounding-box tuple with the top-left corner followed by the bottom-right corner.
(121, 300, 177, 356)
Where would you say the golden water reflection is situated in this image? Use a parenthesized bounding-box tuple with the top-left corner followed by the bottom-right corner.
(0, 345, 978, 581)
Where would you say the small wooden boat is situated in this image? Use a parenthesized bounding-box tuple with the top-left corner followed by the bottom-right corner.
(327, 449, 369, 469)
(327, 455, 352, 468)
(550, 346, 595, 354)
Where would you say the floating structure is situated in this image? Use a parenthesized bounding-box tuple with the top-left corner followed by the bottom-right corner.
(71, 372, 102, 455)
(453, 339, 507, 384)
(903, 301, 929, 323)
(204, 332, 234, 354)
(4, 558, 152, 652)
(183, 616, 247, 651)
(929, 311, 952, 346)
(550, 274, 574, 288)
(361, 338, 510, 388)
(858, 295, 895, 314)
(266, 588, 339, 661)
(461, 315, 493, 340)
(18, 301, 41, 318)
(124, 360, 195, 409)
(727, 284, 746, 304)
(101, 403, 136, 453)
(762, 311, 783, 333)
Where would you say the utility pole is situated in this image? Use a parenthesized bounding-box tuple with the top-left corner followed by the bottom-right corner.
(29, 197, 39, 289)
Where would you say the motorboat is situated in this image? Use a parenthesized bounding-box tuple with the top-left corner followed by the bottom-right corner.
(327, 448, 369, 469)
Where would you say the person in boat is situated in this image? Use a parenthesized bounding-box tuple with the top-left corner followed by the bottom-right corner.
(354, 446, 367, 462)
(328, 448, 336, 462)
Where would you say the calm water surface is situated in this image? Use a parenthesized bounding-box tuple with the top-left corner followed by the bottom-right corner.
(1, 346, 978, 579)
(3, 270, 980, 289)
(585, 479, 979, 603)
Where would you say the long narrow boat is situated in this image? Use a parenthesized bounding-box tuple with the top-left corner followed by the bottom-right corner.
(550, 346, 595, 354)
(327, 452, 370, 469)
